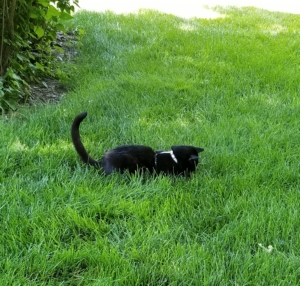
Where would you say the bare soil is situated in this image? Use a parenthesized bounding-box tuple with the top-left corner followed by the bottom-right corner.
(27, 31, 78, 105)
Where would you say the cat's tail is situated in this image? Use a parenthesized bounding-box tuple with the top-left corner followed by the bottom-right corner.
(71, 112, 101, 168)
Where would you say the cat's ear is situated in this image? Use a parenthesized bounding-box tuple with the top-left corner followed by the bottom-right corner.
(196, 147, 204, 153)
(189, 155, 199, 161)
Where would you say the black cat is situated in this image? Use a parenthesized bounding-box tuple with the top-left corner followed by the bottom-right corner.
(71, 112, 204, 176)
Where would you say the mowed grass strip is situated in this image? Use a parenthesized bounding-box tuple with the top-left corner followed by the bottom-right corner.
(0, 6, 300, 285)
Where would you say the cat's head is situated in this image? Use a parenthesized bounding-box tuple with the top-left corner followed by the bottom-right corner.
(171, 145, 204, 173)
(154, 145, 204, 176)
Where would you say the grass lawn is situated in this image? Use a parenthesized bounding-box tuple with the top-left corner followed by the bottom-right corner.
(1, 6, 300, 285)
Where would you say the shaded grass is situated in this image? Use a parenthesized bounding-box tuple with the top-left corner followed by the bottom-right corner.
(1, 5, 300, 285)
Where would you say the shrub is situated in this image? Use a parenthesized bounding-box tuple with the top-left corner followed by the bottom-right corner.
(0, 0, 79, 114)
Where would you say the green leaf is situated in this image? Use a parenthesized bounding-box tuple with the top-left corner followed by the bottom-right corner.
(55, 23, 66, 32)
(35, 62, 45, 71)
(29, 11, 39, 19)
(78, 29, 85, 36)
(37, 0, 50, 7)
(35, 26, 45, 38)
(11, 73, 22, 81)
(3, 99, 17, 111)
(48, 30, 57, 41)
(53, 45, 64, 53)
(16, 54, 27, 62)
(12, 80, 21, 89)
(46, 5, 61, 21)
(28, 53, 35, 60)
(72, 0, 79, 7)
(59, 11, 73, 21)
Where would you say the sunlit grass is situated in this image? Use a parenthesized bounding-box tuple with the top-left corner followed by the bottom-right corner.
(1, 6, 300, 285)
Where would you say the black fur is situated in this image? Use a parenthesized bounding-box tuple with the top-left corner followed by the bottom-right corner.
(155, 146, 204, 175)
(71, 112, 204, 176)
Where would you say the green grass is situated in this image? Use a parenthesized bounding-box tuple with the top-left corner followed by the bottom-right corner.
(1, 6, 300, 285)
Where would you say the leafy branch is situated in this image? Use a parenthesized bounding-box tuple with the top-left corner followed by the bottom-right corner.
(0, 0, 79, 114)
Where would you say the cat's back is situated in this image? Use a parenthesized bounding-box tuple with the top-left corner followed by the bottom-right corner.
(112, 145, 154, 154)
(102, 145, 156, 174)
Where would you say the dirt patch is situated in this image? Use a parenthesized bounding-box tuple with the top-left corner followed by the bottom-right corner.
(27, 31, 78, 105)
(28, 78, 67, 104)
